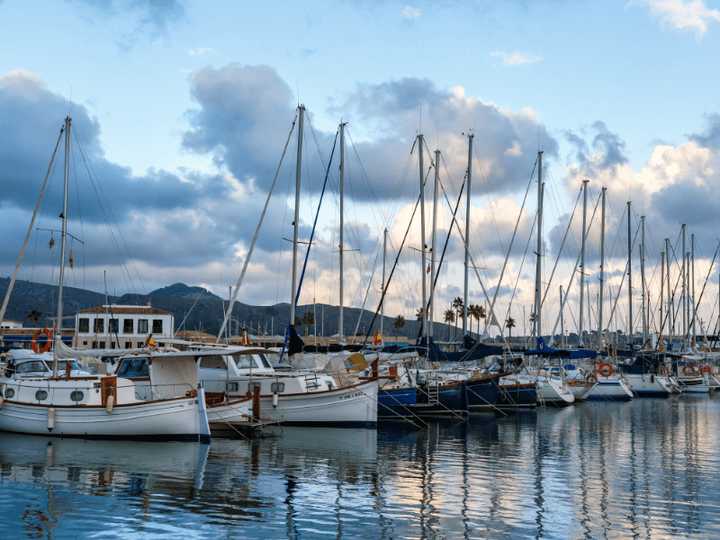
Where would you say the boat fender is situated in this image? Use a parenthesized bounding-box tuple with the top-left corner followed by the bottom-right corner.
(651, 374, 655, 384)
(272, 391, 278, 408)
(0, 395, 4, 410)
(47, 408, 56, 432)
(106, 395, 114, 413)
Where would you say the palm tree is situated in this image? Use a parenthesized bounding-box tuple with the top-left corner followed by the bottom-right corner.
(301, 311, 315, 338)
(468, 304, 480, 337)
(416, 307, 424, 322)
(443, 309, 455, 341)
(27, 309, 42, 327)
(506, 317, 516, 342)
(477, 305, 486, 335)
(393, 315, 406, 343)
(451, 297, 463, 339)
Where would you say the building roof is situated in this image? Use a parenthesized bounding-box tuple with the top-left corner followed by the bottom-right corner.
(75, 306, 174, 316)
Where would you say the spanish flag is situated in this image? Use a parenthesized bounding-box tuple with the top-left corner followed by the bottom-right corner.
(374, 331, 382, 346)
(69, 250, 74, 269)
(149, 336, 157, 347)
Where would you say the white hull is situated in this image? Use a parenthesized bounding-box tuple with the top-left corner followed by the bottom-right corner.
(0, 397, 209, 441)
(251, 380, 378, 427)
(623, 373, 672, 396)
(206, 398, 253, 423)
(586, 377, 634, 400)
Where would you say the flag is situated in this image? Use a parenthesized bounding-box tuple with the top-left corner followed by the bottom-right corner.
(374, 331, 382, 346)
(149, 336, 157, 347)
(48, 236, 55, 249)
(426, 264, 430, 274)
(69, 250, 74, 269)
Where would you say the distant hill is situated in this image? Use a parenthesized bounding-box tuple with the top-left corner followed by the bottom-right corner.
(0, 278, 432, 340)
(149, 283, 222, 301)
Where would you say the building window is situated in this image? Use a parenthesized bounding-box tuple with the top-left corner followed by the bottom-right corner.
(138, 319, 148, 333)
(123, 319, 133, 334)
(109, 319, 119, 333)
(152, 319, 163, 334)
(79, 318, 89, 333)
(94, 319, 104, 333)
(125, 341, 131, 349)
(82, 341, 88, 346)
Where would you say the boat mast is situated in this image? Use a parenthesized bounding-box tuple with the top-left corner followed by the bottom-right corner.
(627, 201, 632, 347)
(682, 223, 686, 348)
(339, 121, 346, 342)
(666, 237, 673, 343)
(53, 116, 71, 376)
(641, 215, 647, 348)
(598, 187, 606, 350)
(691, 233, 696, 346)
(463, 134, 473, 337)
(430, 149, 440, 339)
(579, 179, 588, 346)
(534, 151, 544, 339)
(290, 106, 304, 328)
(418, 134, 428, 343)
(560, 285, 565, 344)
(381, 228, 387, 341)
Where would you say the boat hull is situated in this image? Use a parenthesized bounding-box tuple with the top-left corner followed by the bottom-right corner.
(496, 381, 537, 409)
(377, 387, 417, 419)
(466, 374, 503, 411)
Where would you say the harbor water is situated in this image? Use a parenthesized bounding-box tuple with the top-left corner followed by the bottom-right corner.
(2, 394, 720, 539)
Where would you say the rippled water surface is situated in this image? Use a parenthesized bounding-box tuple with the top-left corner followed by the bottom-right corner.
(2, 395, 720, 539)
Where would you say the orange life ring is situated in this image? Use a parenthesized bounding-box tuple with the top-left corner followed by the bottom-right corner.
(591, 361, 601, 373)
(31, 328, 52, 354)
(586, 373, 597, 384)
(658, 365, 669, 377)
(701, 366, 712, 375)
(683, 364, 696, 376)
(599, 363, 614, 377)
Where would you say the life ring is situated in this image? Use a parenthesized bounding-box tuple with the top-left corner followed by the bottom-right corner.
(599, 363, 614, 377)
(586, 373, 597, 384)
(31, 328, 52, 354)
(701, 366, 712, 375)
(683, 364, 697, 376)
(591, 361, 601, 373)
(658, 365, 669, 377)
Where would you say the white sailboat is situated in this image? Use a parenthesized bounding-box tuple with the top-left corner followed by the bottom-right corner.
(0, 117, 211, 442)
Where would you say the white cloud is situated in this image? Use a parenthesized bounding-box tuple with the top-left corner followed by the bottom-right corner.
(632, 0, 720, 39)
(401, 6, 421, 20)
(505, 140, 523, 157)
(490, 50, 541, 67)
(189, 47, 215, 56)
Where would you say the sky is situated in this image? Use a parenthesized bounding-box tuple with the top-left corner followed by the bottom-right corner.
(1, 0, 720, 340)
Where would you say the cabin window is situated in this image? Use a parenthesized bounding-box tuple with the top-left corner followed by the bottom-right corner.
(79, 318, 89, 333)
(35, 390, 48, 401)
(109, 319, 119, 333)
(123, 319, 134, 334)
(199, 355, 227, 370)
(70, 390, 84, 402)
(152, 319, 163, 333)
(16, 361, 48, 373)
(5, 388, 14, 398)
(270, 382, 285, 393)
(258, 354, 272, 369)
(138, 319, 148, 334)
(247, 382, 262, 393)
(232, 354, 254, 369)
(228, 382, 239, 392)
(117, 358, 150, 378)
(94, 319, 104, 333)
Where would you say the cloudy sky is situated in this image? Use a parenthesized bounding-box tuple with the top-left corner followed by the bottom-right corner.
(1, 0, 720, 339)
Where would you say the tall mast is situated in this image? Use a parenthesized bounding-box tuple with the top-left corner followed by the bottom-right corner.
(627, 201, 632, 346)
(463, 134, 473, 337)
(430, 149, 440, 339)
(598, 187, 606, 350)
(418, 135, 428, 342)
(691, 233, 696, 345)
(53, 116, 71, 376)
(338, 121, 346, 342)
(560, 285, 565, 345)
(666, 237, 673, 343)
(290, 106, 304, 327)
(682, 223, 686, 347)
(641, 215, 647, 347)
(381, 228, 387, 340)
(579, 179, 588, 346)
(534, 151, 544, 338)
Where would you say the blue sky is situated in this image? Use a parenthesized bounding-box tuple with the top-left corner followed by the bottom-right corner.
(1, 0, 719, 337)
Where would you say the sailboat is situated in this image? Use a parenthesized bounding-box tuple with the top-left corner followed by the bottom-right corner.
(0, 118, 211, 441)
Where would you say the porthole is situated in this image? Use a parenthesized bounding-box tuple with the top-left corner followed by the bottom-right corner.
(35, 390, 48, 401)
(5, 388, 14, 399)
(70, 390, 84, 402)
(270, 382, 285, 393)
(247, 382, 262, 392)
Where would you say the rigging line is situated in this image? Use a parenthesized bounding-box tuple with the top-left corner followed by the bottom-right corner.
(472, 141, 508, 257)
(484, 158, 538, 333)
(0, 125, 64, 331)
(216, 113, 298, 342)
(541, 185, 600, 312)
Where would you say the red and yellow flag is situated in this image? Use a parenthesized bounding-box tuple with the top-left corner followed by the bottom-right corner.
(374, 331, 382, 346)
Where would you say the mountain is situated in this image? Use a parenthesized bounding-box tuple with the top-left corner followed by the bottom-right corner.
(149, 283, 222, 301)
(0, 279, 429, 340)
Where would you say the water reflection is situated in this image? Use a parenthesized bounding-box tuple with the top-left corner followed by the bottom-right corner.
(2, 397, 720, 538)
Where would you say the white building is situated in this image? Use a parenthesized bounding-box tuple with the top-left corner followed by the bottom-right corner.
(1, 319, 23, 329)
(74, 305, 174, 349)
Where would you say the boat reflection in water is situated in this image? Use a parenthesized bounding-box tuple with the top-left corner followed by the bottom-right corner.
(2, 397, 720, 538)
